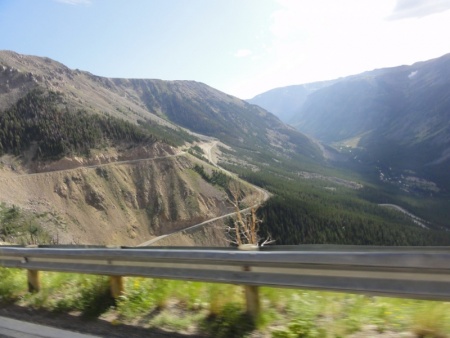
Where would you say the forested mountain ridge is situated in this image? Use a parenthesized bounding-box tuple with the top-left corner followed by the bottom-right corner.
(0, 89, 157, 160)
(0, 50, 323, 163)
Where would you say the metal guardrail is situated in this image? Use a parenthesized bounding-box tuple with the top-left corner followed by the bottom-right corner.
(1, 245, 450, 301)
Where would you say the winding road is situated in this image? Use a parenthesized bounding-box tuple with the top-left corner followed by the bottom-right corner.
(0, 141, 269, 247)
(139, 140, 270, 246)
(378, 204, 429, 229)
(0, 151, 186, 180)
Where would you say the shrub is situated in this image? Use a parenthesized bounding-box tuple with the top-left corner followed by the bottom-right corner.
(202, 303, 255, 338)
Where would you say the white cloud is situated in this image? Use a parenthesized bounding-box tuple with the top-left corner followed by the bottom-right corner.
(54, 0, 91, 5)
(234, 49, 252, 58)
(388, 0, 450, 20)
(262, 1, 394, 83)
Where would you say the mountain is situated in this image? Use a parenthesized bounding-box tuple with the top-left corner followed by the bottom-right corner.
(251, 53, 450, 193)
(291, 54, 450, 144)
(0, 51, 322, 161)
(0, 50, 323, 245)
(247, 80, 337, 122)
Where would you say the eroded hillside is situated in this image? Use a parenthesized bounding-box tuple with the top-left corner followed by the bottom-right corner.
(0, 148, 261, 245)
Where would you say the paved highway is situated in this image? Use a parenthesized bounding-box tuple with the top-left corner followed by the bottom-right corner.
(0, 316, 100, 338)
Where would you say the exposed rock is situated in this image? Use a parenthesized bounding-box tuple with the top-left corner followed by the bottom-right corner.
(84, 184, 106, 211)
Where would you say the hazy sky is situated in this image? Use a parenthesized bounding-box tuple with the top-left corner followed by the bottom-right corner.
(1, 0, 450, 99)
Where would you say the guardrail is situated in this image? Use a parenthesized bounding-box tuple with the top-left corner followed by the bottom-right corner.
(1, 245, 450, 319)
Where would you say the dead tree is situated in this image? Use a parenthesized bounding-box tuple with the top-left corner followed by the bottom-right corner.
(226, 182, 274, 247)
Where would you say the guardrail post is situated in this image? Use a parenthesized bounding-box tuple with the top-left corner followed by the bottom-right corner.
(244, 282, 260, 321)
(110, 276, 124, 298)
(27, 270, 40, 293)
(239, 244, 260, 322)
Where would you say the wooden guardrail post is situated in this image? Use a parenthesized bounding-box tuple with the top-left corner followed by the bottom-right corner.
(27, 270, 40, 293)
(110, 275, 124, 298)
(244, 277, 260, 321)
(239, 244, 260, 321)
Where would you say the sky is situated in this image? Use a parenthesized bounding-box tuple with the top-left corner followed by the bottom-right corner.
(1, 0, 450, 99)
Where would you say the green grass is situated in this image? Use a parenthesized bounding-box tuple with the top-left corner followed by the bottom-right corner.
(1, 268, 449, 337)
(0, 268, 26, 303)
(19, 272, 113, 318)
(0, 203, 54, 245)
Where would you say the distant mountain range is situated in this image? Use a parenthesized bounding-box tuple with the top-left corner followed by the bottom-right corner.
(247, 80, 338, 123)
(249, 53, 450, 192)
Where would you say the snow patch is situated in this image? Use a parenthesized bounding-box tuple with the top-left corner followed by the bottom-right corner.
(408, 70, 418, 79)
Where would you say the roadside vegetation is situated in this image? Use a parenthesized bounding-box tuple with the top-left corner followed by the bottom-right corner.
(0, 203, 53, 244)
(0, 268, 449, 337)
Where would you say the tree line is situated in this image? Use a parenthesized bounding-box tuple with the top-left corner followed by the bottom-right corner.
(193, 164, 230, 189)
(0, 89, 156, 160)
(221, 162, 450, 246)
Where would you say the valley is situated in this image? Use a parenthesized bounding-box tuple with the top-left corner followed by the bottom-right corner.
(249, 53, 450, 232)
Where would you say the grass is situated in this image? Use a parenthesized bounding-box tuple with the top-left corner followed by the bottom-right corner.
(0, 268, 449, 337)
(19, 272, 114, 318)
(0, 268, 26, 303)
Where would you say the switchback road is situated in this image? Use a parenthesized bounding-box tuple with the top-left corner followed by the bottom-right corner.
(139, 141, 270, 246)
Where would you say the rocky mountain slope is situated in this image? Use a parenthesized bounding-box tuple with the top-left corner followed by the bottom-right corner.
(0, 51, 165, 125)
(0, 140, 261, 246)
(0, 149, 263, 245)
